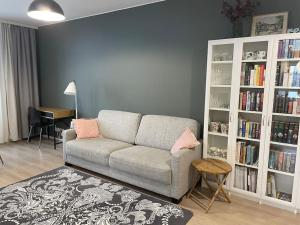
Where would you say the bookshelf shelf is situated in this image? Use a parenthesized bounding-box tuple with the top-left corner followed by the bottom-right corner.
(235, 163, 258, 169)
(240, 85, 264, 89)
(242, 59, 267, 63)
(274, 86, 300, 90)
(204, 34, 300, 212)
(277, 58, 300, 62)
(208, 132, 228, 137)
(212, 60, 233, 64)
(210, 84, 231, 88)
(237, 136, 260, 142)
(267, 169, 295, 177)
(270, 141, 298, 148)
(209, 107, 230, 112)
(272, 113, 300, 118)
(238, 110, 263, 115)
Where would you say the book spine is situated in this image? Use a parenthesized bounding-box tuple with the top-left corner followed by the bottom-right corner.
(278, 40, 283, 59)
(255, 65, 260, 86)
(256, 92, 260, 111)
(275, 64, 281, 86)
(246, 91, 251, 111)
(250, 92, 255, 111)
(250, 70, 255, 86)
(260, 64, 265, 86)
(284, 40, 289, 58)
(292, 100, 297, 114)
(241, 64, 245, 85)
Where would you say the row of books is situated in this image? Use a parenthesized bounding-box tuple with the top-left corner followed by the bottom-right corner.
(234, 166, 257, 193)
(268, 150, 296, 173)
(240, 63, 265, 86)
(278, 39, 300, 59)
(271, 121, 299, 144)
(238, 119, 261, 139)
(236, 142, 259, 166)
(273, 91, 300, 114)
(239, 91, 264, 112)
(275, 63, 300, 87)
(266, 173, 292, 202)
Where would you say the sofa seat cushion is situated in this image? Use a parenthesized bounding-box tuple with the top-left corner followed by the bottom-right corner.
(109, 146, 172, 185)
(66, 138, 132, 166)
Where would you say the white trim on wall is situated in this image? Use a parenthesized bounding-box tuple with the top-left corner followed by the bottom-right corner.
(38, 0, 165, 28)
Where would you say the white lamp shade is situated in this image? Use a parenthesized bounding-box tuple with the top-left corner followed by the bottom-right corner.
(64, 81, 76, 96)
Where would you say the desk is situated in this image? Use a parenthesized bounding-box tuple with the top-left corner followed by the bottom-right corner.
(38, 107, 75, 149)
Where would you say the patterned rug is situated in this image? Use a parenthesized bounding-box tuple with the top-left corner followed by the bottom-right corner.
(0, 167, 193, 225)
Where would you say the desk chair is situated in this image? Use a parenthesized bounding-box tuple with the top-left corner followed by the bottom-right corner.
(27, 107, 51, 148)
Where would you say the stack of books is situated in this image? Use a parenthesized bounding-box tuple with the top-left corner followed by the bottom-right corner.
(236, 141, 259, 166)
(239, 91, 264, 112)
(238, 118, 261, 139)
(240, 63, 265, 86)
(273, 91, 300, 114)
(278, 39, 300, 59)
(268, 150, 296, 173)
(235, 166, 257, 193)
(275, 62, 300, 87)
(266, 173, 292, 202)
(271, 121, 299, 144)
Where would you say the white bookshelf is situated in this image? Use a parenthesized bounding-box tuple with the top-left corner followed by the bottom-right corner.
(204, 33, 300, 213)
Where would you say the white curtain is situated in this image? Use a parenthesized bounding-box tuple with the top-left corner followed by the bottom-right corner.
(0, 24, 19, 143)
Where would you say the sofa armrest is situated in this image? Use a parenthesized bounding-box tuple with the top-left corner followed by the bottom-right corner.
(170, 143, 202, 199)
(62, 129, 77, 161)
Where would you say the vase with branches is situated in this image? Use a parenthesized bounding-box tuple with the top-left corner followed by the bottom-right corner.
(221, 0, 260, 37)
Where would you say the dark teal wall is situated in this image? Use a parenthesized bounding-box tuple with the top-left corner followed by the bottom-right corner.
(37, 0, 300, 126)
(38, 0, 232, 125)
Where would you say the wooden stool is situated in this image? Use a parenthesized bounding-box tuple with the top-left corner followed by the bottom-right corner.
(188, 158, 232, 213)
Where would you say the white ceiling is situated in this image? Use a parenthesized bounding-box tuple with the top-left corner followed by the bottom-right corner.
(0, 0, 164, 28)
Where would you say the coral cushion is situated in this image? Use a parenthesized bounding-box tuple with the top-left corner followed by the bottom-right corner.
(171, 128, 200, 155)
(74, 119, 101, 139)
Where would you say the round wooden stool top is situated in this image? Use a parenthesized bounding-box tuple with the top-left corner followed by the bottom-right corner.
(192, 158, 232, 175)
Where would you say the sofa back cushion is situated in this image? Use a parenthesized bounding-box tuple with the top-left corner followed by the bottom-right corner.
(135, 115, 199, 150)
(98, 110, 142, 144)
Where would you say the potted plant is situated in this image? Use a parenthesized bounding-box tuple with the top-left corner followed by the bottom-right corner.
(221, 0, 260, 37)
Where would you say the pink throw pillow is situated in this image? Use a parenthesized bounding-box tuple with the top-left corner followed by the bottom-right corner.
(74, 119, 101, 139)
(171, 128, 200, 155)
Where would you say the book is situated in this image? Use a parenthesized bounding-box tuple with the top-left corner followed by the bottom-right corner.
(239, 91, 263, 112)
(269, 150, 296, 173)
(240, 63, 265, 86)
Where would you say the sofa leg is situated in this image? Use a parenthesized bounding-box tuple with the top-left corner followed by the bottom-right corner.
(171, 198, 182, 204)
(64, 162, 72, 167)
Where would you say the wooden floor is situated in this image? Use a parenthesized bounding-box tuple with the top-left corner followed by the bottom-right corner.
(1, 140, 300, 225)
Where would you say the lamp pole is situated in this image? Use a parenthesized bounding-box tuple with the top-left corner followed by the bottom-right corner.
(75, 91, 78, 119)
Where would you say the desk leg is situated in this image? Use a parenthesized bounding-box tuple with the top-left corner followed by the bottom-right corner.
(53, 120, 56, 150)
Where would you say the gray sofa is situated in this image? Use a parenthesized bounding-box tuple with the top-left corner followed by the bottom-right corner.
(63, 110, 202, 201)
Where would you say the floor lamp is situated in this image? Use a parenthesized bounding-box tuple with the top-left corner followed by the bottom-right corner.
(64, 81, 78, 119)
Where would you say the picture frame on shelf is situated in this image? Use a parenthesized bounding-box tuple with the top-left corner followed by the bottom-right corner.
(251, 12, 288, 36)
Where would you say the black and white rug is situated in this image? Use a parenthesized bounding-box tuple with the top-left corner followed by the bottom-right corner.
(0, 167, 192, 225)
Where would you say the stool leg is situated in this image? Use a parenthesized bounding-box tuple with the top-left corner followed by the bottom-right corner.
(187, 174, 201, 199)
(0, 155, 3, 165)
(217, 174, 231, 203)
(205, 174, 229, 213)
